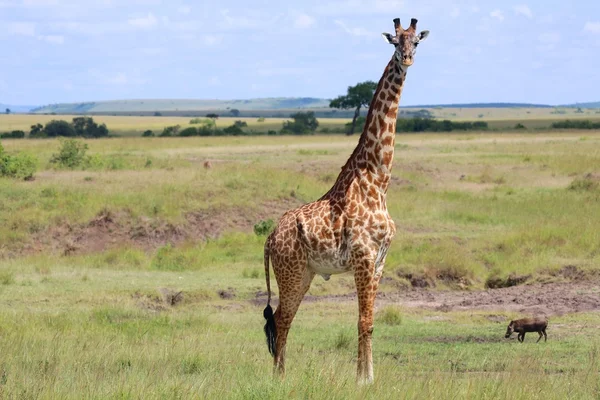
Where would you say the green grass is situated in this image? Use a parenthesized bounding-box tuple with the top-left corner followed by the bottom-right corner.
(1, 131, 600, 397)
(1, 133, 600, 285)
(0, 261, 600, 398)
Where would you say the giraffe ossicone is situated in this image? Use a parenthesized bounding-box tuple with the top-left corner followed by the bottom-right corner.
(263, 17, 429, 384)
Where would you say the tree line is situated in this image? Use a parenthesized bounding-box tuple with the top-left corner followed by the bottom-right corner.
(1, 117, 110, 139)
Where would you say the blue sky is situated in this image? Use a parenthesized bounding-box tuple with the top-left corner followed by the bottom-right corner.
(1, 0, 600, 106)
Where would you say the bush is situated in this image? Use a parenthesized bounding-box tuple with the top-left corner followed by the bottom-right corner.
(396, 117, 488, 133)
(253, 219, 275, 236)
(0, 142, 38, 180)
(222, 124, 244, 135)
(160, 125, 180, 137)
(44, 120, 75, 137)
(514, 123, 526, 130)
(30, 123, 44, 137)
(50, 138, 89, 169)
(233, 120, 248, 128)
(282, 111, 319, 134)
(142, 130, 154, 137)
(179, 127, 198, 137)
(551, 119, 600, 129)
(1, 130, 25, 139)
(72, 117, 109, 138)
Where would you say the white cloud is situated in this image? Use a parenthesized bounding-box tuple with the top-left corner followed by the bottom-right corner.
(294, 14, 315, 29)
(38, 34, 64, 44)
(513, 5, 532, 18)
(177, 5, 191, 14)
(128, 13, 157, 29)
(450, 7, 460, 18)
(334, 20, 371, 37)
(584, 22, 600, 34)
(7, 22, 36, 36)
(315, 0, 405, 16)
(490, 9, 504, 21)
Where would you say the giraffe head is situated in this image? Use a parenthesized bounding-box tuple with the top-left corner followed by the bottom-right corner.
(382, 18, 429, 67)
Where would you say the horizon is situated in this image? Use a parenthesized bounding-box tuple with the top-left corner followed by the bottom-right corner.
(1, 0, 600, 106)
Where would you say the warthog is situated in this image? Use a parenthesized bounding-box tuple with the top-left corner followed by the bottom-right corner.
(505, 317, 548, 343)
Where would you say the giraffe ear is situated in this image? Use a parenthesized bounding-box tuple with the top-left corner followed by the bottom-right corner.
(381, 32, 399, 44)
(418, 30, 430, 41)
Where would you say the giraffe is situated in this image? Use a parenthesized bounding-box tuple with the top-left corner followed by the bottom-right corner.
(263, 17, 429, 384)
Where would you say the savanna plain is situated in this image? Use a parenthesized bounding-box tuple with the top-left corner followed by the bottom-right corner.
(1, 121, 600, 399)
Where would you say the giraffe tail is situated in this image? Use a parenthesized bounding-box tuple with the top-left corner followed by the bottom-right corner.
(263, 235, 277, 357)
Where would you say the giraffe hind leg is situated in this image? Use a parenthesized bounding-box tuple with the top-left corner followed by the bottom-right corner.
(272, 259, 315, 376)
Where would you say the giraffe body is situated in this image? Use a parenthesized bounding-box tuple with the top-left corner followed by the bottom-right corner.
(263, 17, 429, 384)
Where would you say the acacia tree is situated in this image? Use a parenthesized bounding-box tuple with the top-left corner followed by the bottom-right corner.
(329, 81, 377, 135)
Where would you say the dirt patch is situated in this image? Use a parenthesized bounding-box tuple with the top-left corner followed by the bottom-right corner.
(485, 273, 531, 289)
(25, 197, 303, 257)
(254, 281, 600, 316)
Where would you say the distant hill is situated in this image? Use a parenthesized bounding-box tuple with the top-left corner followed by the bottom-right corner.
(28, 98, 600, 115)
(564, 101, 600, 108)
(0, 103, 37, 113)
(403, 102, 554, 109)
(31, 98, 331, 114)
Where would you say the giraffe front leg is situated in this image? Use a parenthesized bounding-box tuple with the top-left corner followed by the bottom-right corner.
(355, 259, 379, 385)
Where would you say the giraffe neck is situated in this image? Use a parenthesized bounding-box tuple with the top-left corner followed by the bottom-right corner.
(328, 59, 407, 198)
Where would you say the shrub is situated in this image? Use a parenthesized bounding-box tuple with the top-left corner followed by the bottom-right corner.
(30, 123, 44, 137)
(0, 143, 38, 180)
(223, 124, 244, 135)
(253, 219, 275, 236)
(72, 117, 109, 138)
(159, 125, 180, 137)
(551, 119, 600, 129)
(282, 111, 319, 134)
(198, 126, 214, 136)
(396, 118, 488, 133)
(44, 120, 75, 137)
(568, 175, 599, 192)
(142, 130, 154, 137)
(179, 127, 198, 137)
(1, 130, 25, 139)
(50, 138, 89, 169)
(514, 123, 526, 130)
(257, 117, 265, 123)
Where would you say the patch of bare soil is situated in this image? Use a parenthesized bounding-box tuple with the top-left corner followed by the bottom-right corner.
(254, 281, 600, 316)
(25, 197, 303, 257)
